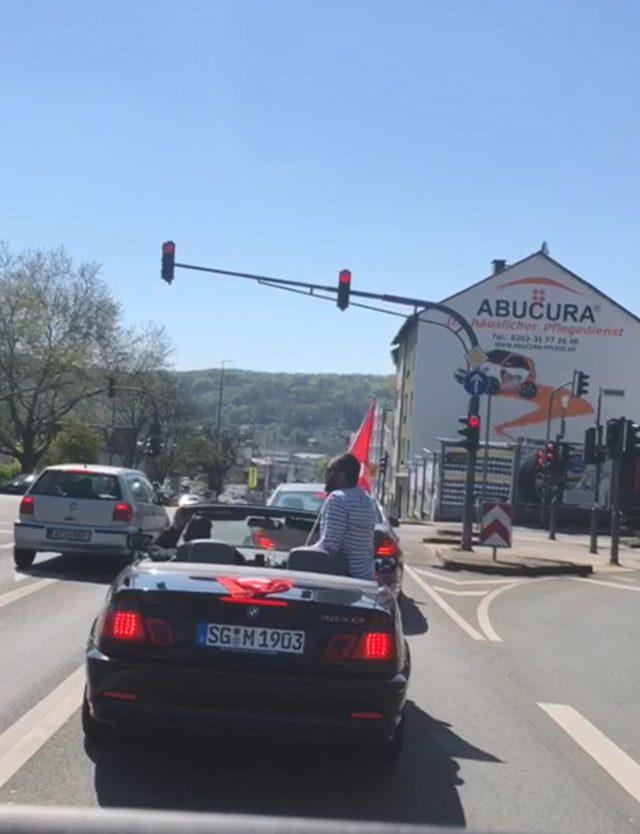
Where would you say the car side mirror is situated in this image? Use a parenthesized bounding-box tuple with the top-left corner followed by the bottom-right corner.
(127, 532, 153, 552)
(388, 516, 400, 528)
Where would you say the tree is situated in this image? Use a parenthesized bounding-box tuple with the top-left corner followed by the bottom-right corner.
(43, 420, 103, 466)
(176, 427, 238, 495)
(0, 244, 119, 472)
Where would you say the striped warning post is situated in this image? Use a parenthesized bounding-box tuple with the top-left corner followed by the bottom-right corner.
(480, 502, 512, 548)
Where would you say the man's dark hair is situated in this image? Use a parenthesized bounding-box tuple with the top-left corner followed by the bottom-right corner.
(330, 452, 361, 487)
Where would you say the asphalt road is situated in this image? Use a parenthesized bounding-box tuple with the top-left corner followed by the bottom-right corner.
(0, 498, 639, 832)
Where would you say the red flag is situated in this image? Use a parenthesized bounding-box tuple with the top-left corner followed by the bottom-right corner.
(349, 400, 376, 492)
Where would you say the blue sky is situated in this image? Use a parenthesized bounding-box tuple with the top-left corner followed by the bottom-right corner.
(2, 0, 639, 374)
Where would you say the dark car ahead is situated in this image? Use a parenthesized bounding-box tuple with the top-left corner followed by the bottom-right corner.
(83, 504, 411, 762)
(268, 483, 404, 597)
(0, 472, 36, 495)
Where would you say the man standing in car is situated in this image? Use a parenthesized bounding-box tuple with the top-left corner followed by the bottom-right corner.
(314, 452, 376, 580)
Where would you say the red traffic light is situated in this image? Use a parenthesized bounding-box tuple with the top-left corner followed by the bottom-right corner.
(468, 415, 480, 429)
(161, 240, 176, 284)
(337, 269, 351, 310)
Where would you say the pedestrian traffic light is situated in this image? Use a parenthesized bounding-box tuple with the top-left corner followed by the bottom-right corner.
(574, 371, 590, 398)
(458, 414, 480, 450)
(606, 418, 624, 459)
(107, 377, 116, 399)
(337, 269, 351, 311)
(161, 241, 176, 285)
(535, 448, 545, 469)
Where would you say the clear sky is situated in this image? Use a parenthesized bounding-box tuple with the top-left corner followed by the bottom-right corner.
(2, 0, 639, 374)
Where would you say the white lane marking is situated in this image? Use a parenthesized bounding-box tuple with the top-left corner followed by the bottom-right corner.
(476, 577, 554, 642)
(0, 542, 14, 549)
(431, 586, 487, 597)
(0, 665, 84, 789)
(607, 576, 636, 583)
(406, 565, 486, 641)
(13, 571, 29, 583)
(539, 703, 640, 805)
(572, 577, 640, 593)
(414, 567, 525, 586)
(0, 578, 57, 610)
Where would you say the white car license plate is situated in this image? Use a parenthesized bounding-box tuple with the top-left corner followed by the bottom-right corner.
(46, 528, 92, 542)
(202, 623, 305, 654)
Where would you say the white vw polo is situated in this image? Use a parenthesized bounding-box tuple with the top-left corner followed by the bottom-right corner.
(13, 464, 170, 570)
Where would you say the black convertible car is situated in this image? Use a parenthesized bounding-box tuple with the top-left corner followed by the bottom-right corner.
(83, 504, 412, 762)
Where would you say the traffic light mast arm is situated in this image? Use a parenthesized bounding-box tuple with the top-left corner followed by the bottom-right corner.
(169, 258, 480, 351)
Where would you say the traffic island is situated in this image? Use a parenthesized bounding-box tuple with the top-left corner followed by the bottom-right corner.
(428, 544, 594, 576)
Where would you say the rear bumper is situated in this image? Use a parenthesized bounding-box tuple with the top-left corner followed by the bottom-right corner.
(86, 649, 408, 743)
(14, 522, 131, 555)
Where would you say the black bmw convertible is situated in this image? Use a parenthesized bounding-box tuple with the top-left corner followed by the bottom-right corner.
(83, 504, 412, 762)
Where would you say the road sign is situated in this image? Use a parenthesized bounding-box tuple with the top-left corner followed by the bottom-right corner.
(480, 501, 512, 548)
(247, 465, 258, 490)
(465, 345, 487, 368)
(463, 370, 489, 396)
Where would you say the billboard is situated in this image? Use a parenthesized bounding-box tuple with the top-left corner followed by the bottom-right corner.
(410, 253, 639, 453)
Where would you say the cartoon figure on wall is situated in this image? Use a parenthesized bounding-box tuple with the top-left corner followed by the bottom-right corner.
(455, 351, 593, 438)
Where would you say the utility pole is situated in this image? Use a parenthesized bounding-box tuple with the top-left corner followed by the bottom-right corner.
(589, 388, 604, 554)
(481, 393, 493, 502)
(608, 417, 626, 565)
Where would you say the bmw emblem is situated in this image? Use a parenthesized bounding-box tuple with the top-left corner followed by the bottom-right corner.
(246, 606, 260, 621)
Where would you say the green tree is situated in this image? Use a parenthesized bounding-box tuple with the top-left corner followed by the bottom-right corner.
(0, 244, 119, 471)
(43, 421, 103, 466)
(176, 427, 238, 495)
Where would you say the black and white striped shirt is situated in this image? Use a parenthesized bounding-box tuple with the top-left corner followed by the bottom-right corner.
(316, 487, 376, 580)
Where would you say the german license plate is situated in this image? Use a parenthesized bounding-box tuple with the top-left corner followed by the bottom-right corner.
(46, 528, 92, 542)
(201, 623, 305, 654)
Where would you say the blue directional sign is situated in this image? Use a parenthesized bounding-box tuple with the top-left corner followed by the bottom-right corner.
(463, 369, 489, 396)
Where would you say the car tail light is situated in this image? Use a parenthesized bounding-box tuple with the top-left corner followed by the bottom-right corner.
(101, 691, 137, 702)
(375, 536, 398, 558)
(112, 502, 133, 522)
(251, 529, 275, 550)
(106, 611, 144, 641)
(324, 631, 395, 662)
(19, 496, 34, 516)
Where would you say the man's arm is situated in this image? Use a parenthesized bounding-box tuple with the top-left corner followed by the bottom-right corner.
(314, 493, 348, 555)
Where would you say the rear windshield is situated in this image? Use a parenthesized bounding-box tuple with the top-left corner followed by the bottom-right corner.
(31, 470, 122, 501)
(270, 490, 326, 513)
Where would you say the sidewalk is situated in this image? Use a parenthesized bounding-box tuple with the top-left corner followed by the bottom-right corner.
(415, 521, 640, 576)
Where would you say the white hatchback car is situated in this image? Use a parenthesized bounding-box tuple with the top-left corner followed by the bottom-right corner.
(13, 464, 170, 570)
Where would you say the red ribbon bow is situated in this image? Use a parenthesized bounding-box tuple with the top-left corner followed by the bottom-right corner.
(217, 576, 293, 599)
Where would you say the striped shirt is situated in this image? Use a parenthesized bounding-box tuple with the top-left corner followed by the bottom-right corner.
(316, 487, 376, 580)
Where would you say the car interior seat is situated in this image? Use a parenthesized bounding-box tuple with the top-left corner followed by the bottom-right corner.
(183, 515, 213, 542)
(286, 547, 343, 576)
(176, 538, 245, 565)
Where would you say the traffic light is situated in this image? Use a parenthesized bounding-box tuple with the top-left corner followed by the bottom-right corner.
(535, 448, 545, 469)
(161, 241, 176, 285)
(107, 377, 116, 399)
(145, 420, 163, 457)
(458, 414, 480, 450)
(624, 420, 640, 457)
(584, 427, 597, 463)
(606, 418, 624, 459)
(574, 371, 590, 398)
(559, 442, 571, 473)
(544, 441, 558, 472)
(379, 451, 388, 475)
(337, 269, 351, 311)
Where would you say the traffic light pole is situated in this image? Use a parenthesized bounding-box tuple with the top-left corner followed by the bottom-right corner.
(589, 388, 604, 554)
(610, 455, 621, 565)
(549, 472, 559, 540)
(461, 395, 480, 552)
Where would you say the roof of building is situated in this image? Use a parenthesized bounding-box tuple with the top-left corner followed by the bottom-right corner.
(390, 248, 640, 350)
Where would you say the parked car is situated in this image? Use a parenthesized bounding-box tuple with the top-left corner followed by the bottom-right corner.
(13, 464, 170, 570)
(0, 472, 37, 495)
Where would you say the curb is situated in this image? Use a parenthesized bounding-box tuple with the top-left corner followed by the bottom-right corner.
(426, 545, 594, 577)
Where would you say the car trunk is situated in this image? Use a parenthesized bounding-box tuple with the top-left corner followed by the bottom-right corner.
(28, 469, 123, 526)
(99, 565, 398, 678)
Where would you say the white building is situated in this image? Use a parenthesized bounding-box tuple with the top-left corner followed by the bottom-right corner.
(390, 248, 640, 512)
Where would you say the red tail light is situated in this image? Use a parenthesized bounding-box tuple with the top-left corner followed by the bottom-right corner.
(324, 631, 395, 662)
(112, 502, 133, 522)
(375, 536, 398, 558)
(19, 496, 34, 516)
(101, 691, 137, 702)
(251, 530, 275, 550)
(101, 610, 175, 645)
(107, 611, 144, 641)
